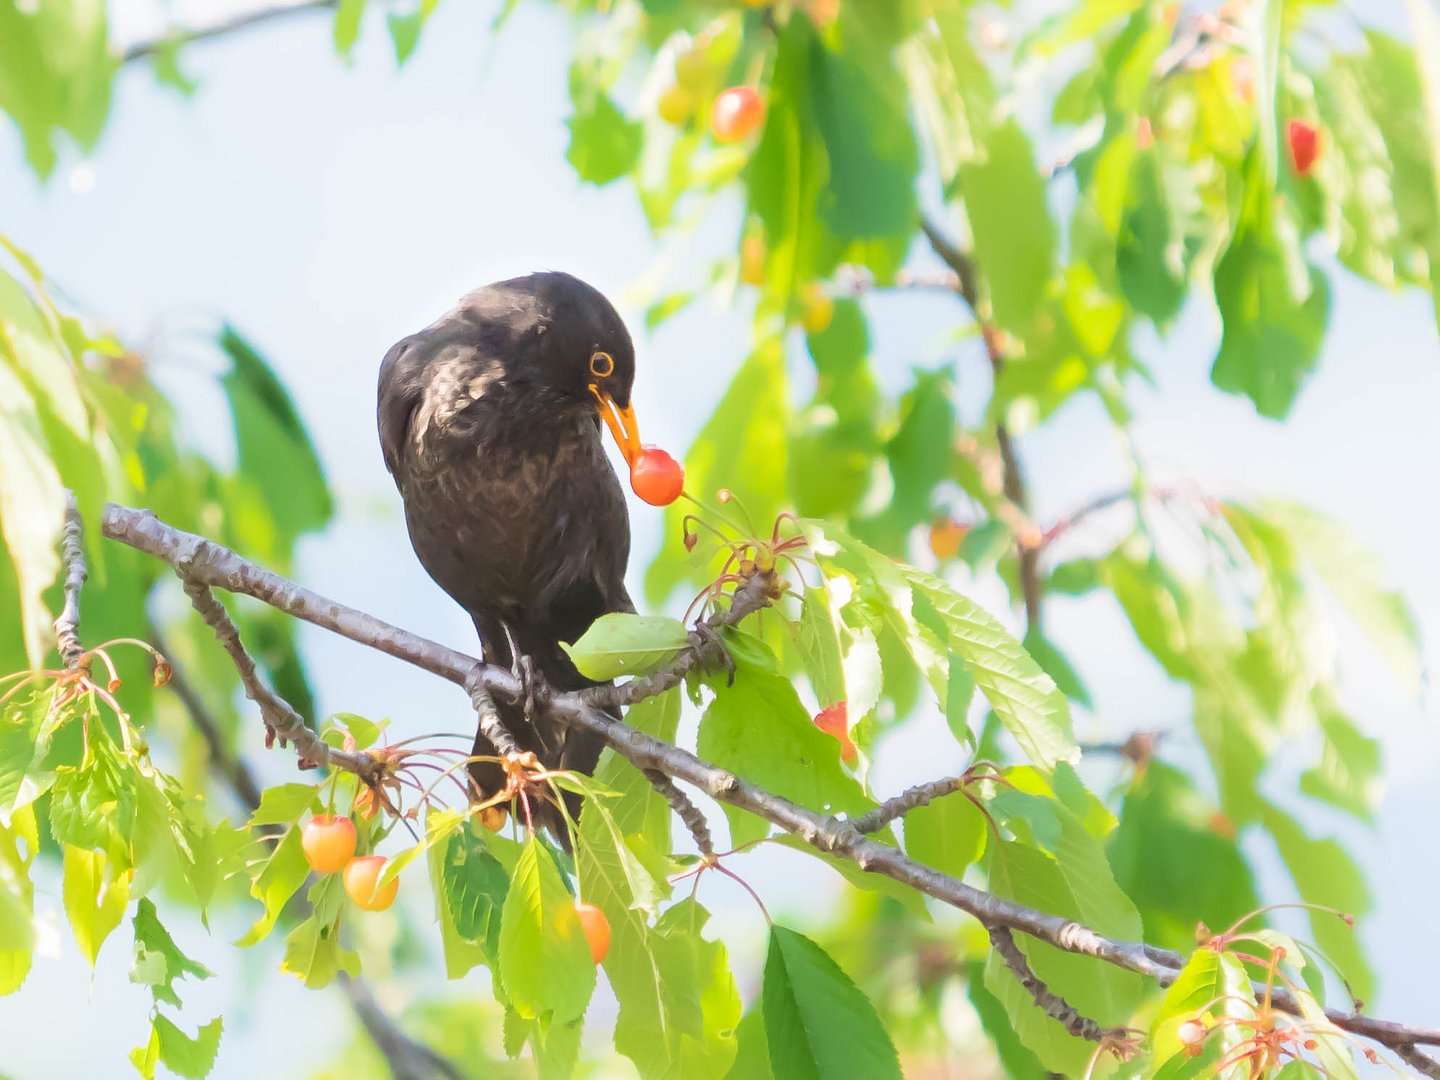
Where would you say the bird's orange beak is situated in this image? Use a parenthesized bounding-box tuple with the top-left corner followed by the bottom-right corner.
(590, 384, 642, 467)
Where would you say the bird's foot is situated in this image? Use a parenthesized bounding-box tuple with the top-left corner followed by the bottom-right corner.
(511, 653, 552, 722)
(691, 622, 736, 686)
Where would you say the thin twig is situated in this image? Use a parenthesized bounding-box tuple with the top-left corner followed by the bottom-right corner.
(177, 576, 378, 781)
(849, 776, 965, 834)
(920, 214, 1044, 630)
(988, 925, 1129, 1044)
(53, 494, 88, 668)
(97, 503, 1440, 1057)
(149, 623, 265, 812)
(644, 771, 715, 858)
(120, 0, 338, 64)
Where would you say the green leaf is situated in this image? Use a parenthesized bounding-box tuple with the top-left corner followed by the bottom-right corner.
(1263, 500, 1423, 692)
(333, 0, 366, 57)
(246, 782, 320, 828)
(0, 688, 58, 816)
(903, 566, 1078, 770)
(592, 689, 681, 847)
(219, 326, 333, 558)
(795, 587, 846, 708)
(809, 5, 918, 240)
(440, 824, 509, 954)
(0, 804, 37, 995)
(0, 353, 66, 666)
(130, 898, 212, 1008)
(280, 914, 361, 990)
(725, 1007, 774, 1080)
(1211, 155, 1330, 418)
(62, 845, 129, 968)
(235, 827, 309, 946)
(955, 120, 1056, 333)
(985, 829, 1143, 1073)
(1262, 801, 1373, 1003)
(566, 58, 643, 186)
(1150, 948, 1255, 1067)
(1109, 763, 1260, 951)
(762, 925, 902, 1080)
(153, 1014, 223, 1080)
(0, 0, 115, 178)
(562, 613, 691, 680)
(499, 837, 595, 1023)
(698, 634, 872, 847)
(902, 790, 987, 880)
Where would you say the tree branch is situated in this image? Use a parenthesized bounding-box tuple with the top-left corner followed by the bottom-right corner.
(988, 925, 1130, 1044)
(149, 623, 266, 812)
(336, 975, 469, 1080)
(53, 494, 88, 668)
(120, 0, 338, 64)
(848, 776, 965, 835)
(98, 502, 1440, 1059)
(920, 213, 1044, 630)
(644, 771, 715, 859)
(150, 608, 465, 1080)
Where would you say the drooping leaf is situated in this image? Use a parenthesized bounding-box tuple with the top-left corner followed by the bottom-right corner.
(130, 898, 212, 1008)
(62, 845, 130, 968)
(498, 837, 595, 1023)
(279, 913, 361, 990)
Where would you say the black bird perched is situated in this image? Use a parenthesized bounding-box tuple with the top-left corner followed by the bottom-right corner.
(377, 272, 643, 839)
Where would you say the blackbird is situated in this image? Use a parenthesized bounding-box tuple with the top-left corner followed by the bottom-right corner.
(377, 272, 643, 838)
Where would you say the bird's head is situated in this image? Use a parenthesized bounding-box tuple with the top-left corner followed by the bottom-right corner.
(485, 271, 642, 466)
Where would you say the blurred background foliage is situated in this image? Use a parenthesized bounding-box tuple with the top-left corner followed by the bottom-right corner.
(0, 0, 1435, 1077)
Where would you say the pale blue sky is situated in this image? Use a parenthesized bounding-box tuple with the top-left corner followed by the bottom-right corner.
(2, 1, 1437, 1076)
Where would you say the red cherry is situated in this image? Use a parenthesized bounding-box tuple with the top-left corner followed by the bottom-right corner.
(711, 86, 766, 143)
(575, 902, 610, 964)
(1287, 119, 1321, 176)
(301, 814, 357, 874)
(814, 702, 856, 763)
(630, 447, 685, 506)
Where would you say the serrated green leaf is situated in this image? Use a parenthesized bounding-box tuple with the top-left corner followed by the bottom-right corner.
(499, 838, 595, 1023)
(762, 925, 902, 1080)
(153, 1014, 223, 1080)
(130, 898, 212, 1007)
(562, 613, 691, 680)
(236, 827, 309, 946)
(62, 845, 130, 968)
(246, 782, 320, 828)
(902, 789, 987, 880)
(280, 914, 360, 990)
(698, 634, 872, 847)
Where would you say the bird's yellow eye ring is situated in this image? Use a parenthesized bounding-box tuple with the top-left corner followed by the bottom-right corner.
(589, 351, 615, 378)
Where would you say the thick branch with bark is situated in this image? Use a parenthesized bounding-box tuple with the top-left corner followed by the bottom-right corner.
(53, 494, 88, 668)
(97, 502, 1440, 1062)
